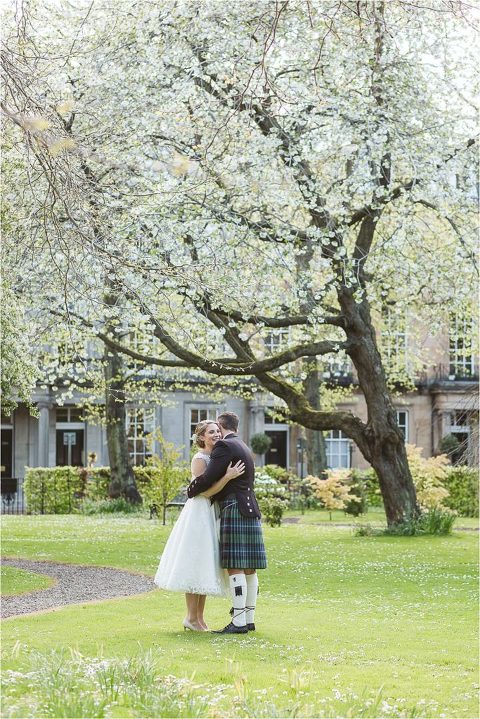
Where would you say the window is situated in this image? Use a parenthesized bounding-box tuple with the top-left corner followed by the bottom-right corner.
(126, 408, 155, 465)
(449, 316, 475, 378)
(325, 430, 351, 469)
(56, 407, 84, 423)
(264, 328, 290, 353)
(396, 410, 409, 441)
(382, 308, 408, 374)
(448, 411, 473, 466)
(189, 407, 218, 444)
(323, 353, 351, 378)
(451, 410, 471, 430)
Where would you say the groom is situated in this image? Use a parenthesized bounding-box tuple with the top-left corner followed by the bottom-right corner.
(187, 411, 267, 634)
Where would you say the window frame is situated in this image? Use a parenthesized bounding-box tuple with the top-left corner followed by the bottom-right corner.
(325, 429, 352, 469)
(396, 410, 409, 442)
(449, 316, 475, 378)
(126, 406, 155, 466)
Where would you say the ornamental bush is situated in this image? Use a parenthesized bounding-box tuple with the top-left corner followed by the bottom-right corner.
(254, 470, 287, 501)
(259, 496, 285, 527)
(406, 444, 450, 510)
(262, 464, 294, 483)
(443, 466, 479, 517)
(362, 469, 383, 507)
(134, 429, 190, 524)
(24, 467, 84, 514)
(308, 470, 361, 520)
(250, 433, 272, 455)
(384, 508, 456, 536)
(343, 472, 368, 516)
(259, 464, 318, 511)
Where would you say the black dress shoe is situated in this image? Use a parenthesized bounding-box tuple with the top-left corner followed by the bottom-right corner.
(211, 622, 248, 634)
(230, 608, 255, 632)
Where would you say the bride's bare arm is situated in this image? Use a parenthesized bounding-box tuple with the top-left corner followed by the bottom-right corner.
(200, 461, 246, 498)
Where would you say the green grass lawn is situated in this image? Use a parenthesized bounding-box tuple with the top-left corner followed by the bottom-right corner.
(1, 514, 478, 718)
(1, 566, 55, 596)
(283, 507, 480, 529)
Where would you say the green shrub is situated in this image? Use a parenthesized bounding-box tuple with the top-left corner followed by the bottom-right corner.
(286, 476, 319, 512)
(419, 507, 457, 534)
(259, 496, 286, 527)
(384, 508, 456, 536)
(260, 465, 318, 512)
(134, 430, 189, 524)
(81, 467, 111, 500)
(439, 433, 460, 461)
(443, 466, 479, 517)
(262, 464, 294, 483)
(406, 444, 450, 510)
(24, 467, 84, 514)
(362, 469, 383, 507)
(250, 433, 272, 455)
(344, 472, 368, 516)
(254, 470, 287, 500)
(78, 497, 143, 515)
(354, 524, 378, 537)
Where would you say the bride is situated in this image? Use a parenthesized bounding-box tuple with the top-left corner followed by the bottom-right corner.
(154, 420, 245, 631)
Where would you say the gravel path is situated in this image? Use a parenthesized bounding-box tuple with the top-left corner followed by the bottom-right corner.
(1, 558, 155, 619)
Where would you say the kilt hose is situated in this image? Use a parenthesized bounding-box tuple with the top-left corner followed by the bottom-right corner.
(219, 496, 267, 570)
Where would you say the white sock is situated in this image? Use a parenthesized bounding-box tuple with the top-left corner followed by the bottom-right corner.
(229, 574, 247, 627)
(245, 573, 259, 625)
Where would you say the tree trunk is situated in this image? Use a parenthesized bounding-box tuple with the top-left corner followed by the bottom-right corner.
(104, 345, 142, 504)
(339, 288, 419, 525)
(304, 358, 327, 476)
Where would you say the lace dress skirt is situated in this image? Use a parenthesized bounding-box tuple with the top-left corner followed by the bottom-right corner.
(154, 495, 229, 596)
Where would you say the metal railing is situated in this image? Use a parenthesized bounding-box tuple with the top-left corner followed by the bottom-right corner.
(1, 478, 26, 515)
(431, 363, 479, 383)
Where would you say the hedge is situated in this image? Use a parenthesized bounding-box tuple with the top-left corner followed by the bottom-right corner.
(443, 466, 479, 517)
(23, 465, 188, 514)
(351, 465, 478, 517)
(23, 467, 85, 514)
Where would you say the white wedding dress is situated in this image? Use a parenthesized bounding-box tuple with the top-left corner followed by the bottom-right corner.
(154, 452, 229, 596)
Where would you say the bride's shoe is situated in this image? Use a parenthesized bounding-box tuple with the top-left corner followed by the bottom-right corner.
(183, 619, 203, 632)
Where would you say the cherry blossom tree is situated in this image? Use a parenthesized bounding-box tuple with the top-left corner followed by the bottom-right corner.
(2, 0, 477, 524)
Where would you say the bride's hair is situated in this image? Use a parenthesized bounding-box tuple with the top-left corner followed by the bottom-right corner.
(193, 420, 219, 449)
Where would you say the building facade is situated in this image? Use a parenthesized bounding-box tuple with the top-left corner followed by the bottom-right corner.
(1, 317, 478, 495)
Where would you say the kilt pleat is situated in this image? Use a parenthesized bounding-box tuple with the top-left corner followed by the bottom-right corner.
(219, 497, 267, 569)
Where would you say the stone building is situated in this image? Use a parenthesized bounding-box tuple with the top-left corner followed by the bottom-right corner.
(1, 315, 478, 494)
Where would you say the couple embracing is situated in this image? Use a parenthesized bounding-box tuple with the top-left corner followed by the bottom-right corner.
(154, 412, 267, 634)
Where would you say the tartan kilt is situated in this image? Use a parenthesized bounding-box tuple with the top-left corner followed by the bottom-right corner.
(219, 496, 267, 569)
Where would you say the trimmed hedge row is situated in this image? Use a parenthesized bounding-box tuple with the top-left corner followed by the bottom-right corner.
(23, 467, 85, 514)
(23, 463, 479, 517)
(23, 466, 178, 514)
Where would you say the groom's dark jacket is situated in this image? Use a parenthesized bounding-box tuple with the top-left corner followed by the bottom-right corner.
(187, 433, 261, 518)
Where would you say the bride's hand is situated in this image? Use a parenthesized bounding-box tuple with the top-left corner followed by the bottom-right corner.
(225, 460, 245, 481)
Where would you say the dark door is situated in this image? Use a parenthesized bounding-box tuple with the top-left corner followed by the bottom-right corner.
(265, 430, 287, 468)
(1, 429, 13, 478)
(56, 430, 85, 467)
(450, 432, 469, 465)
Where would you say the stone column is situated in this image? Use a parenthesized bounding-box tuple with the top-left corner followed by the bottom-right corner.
(37, 402, 51, 467)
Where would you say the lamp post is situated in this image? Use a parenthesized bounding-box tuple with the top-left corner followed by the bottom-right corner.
(296, 436, 306, 478)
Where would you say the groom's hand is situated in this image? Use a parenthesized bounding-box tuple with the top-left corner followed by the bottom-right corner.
(187, 442, 230, 498)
